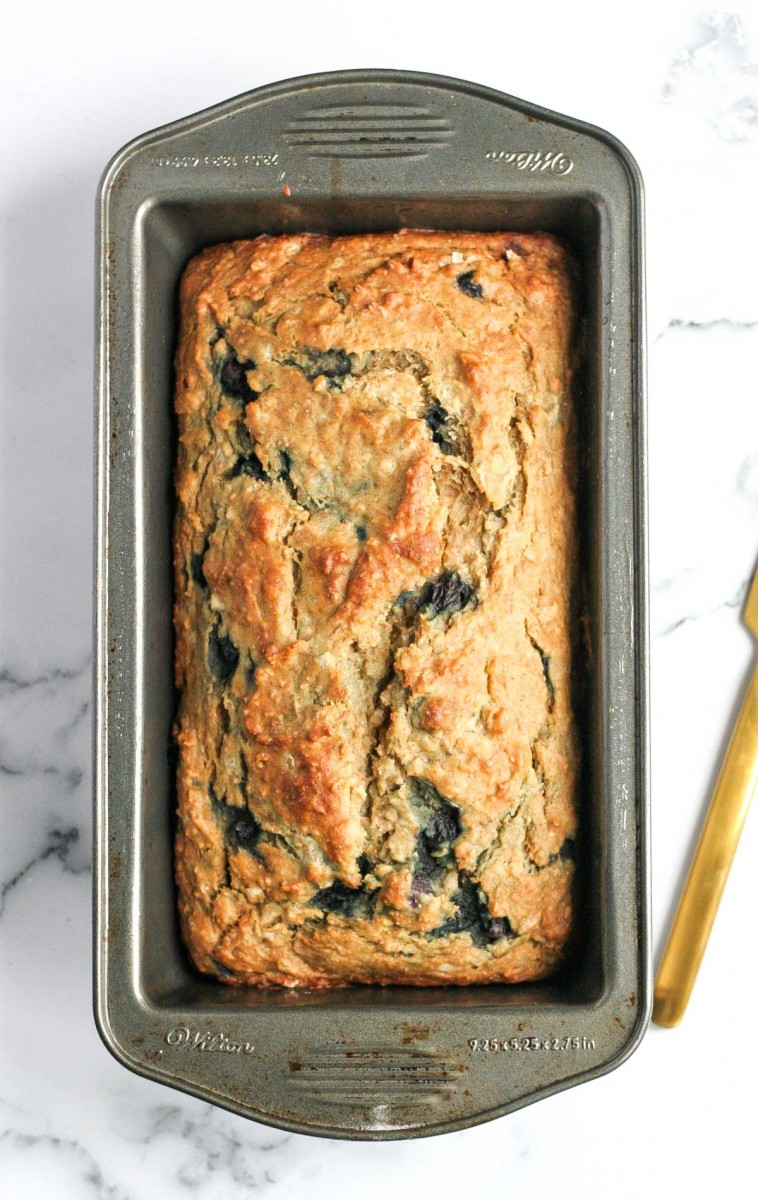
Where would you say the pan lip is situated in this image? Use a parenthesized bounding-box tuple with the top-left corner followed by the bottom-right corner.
(96, 66, 645, 207)
(91, 984, 651, 1142)
(94, 66, 649, 1136)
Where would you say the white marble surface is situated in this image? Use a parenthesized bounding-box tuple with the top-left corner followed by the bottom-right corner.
(2, 1, 757, 1196)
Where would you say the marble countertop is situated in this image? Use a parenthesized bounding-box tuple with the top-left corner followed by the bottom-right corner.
(2, 1, 757, 1196)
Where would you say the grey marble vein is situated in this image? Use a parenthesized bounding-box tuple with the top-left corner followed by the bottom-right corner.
(0, 660, 90, 697)
(0, 1128, 134, 1200)
(0, 825, 85, 916)
(0, 759, 85, 788)
(736, 454, 758, 510)
(0, 657, 92, 907)
(657, 582, 746, 638)
(117, 1102, 293, 1191)
(655, 317, 758, 342)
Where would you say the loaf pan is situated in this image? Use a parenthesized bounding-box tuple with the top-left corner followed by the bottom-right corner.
(94, 69, 649, 1139)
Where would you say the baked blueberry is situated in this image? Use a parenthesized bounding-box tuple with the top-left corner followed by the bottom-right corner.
(208, 626, 239, 685)
(190, 551, 208, 588)
(418, 571, 477, 619)
(456, 270, 483, 299)
(220, 353, 259, 404)
(430, 873, 513, 947)
(228, 808, 261, 853)
(312, 879, 369, 917)
(559, 836, 576, 862)
(227, 451, 269, 481)
(424, 401, 455, 455)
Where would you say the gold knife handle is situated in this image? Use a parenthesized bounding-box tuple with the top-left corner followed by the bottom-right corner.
(653, 663, 758, 1027)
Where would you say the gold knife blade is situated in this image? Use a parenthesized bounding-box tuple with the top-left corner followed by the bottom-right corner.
(653, 564, 758, 1027)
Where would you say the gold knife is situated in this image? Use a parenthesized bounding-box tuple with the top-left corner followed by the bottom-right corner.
(653, 564, 758, 1027)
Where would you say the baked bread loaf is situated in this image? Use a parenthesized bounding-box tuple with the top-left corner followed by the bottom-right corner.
(173, 230, 579, 987)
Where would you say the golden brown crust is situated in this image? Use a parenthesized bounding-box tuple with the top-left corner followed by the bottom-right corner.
(173, 230, 579, 987)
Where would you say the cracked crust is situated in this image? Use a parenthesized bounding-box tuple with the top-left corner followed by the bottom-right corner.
(174, 230, 580, 987)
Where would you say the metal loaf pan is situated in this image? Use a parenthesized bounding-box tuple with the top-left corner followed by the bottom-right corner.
(95, 69, 649, 1140)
